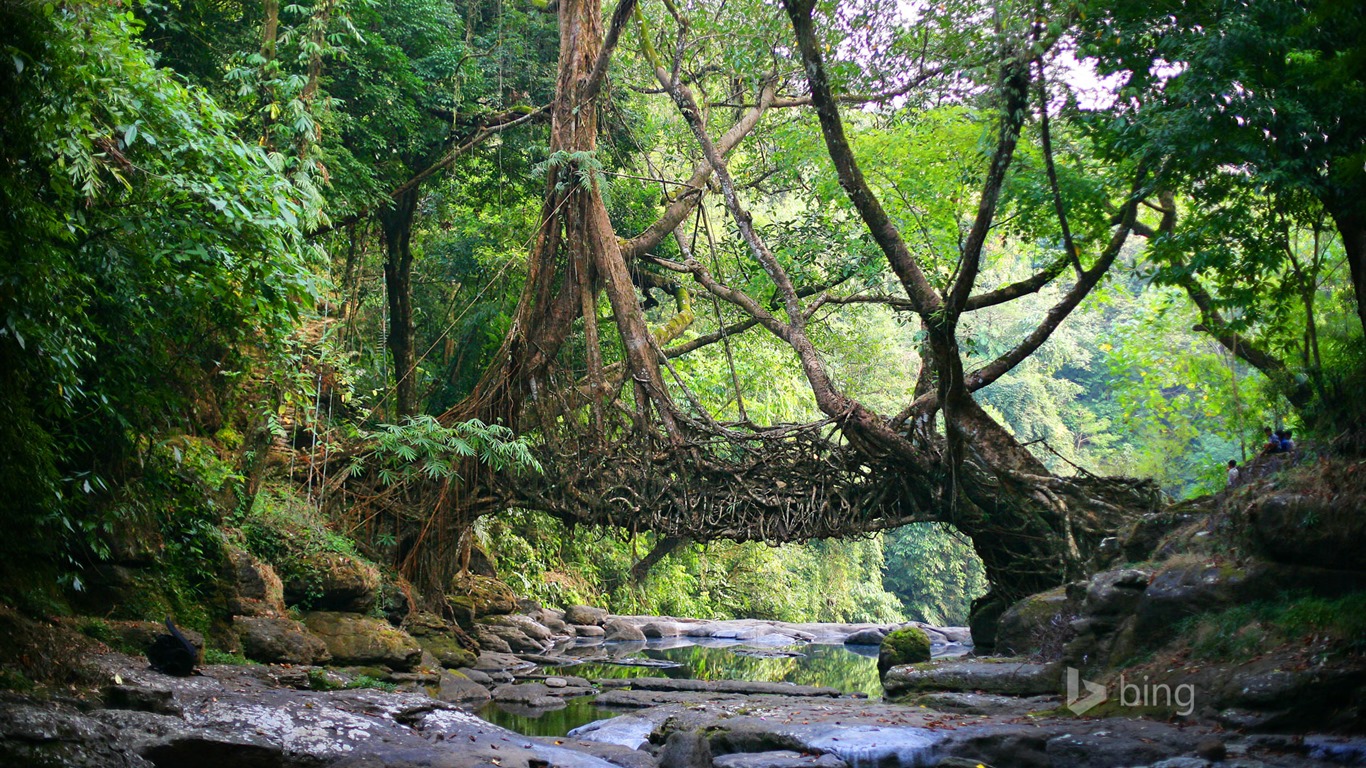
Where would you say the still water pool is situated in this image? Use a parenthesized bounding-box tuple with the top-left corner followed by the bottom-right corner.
(478, 640, 886, 737)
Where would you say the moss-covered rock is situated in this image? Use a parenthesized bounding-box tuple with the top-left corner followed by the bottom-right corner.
(996, 586, 1077, 657)
(878, 627, 931, 676)
(301, 612, 421, 671)
(403, 612, 478, 669)
(283, 552, 381, 613)
(225, 548, 286, 618)
(449, 574, 516, 618)
(883, 658, 1061, 697)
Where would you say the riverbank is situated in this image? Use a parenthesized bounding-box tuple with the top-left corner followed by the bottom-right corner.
(2, 605, 1364, 767)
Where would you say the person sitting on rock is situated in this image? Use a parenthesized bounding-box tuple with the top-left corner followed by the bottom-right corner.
(1276, 429, 1295, 453)
(1226, 459, 1240, 487)
(1261, 426, 1283, 455)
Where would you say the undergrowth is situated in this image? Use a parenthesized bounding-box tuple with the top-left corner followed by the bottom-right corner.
(1179, 591, 1366, 661)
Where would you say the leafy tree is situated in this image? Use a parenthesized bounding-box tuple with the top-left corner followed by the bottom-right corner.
(0, 1, 314, 571)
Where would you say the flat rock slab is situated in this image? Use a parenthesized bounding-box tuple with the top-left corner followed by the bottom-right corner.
(714, 751, 847, 768)
(910, 691, 1059, 716)
(622, 677, 842, 697)
(596, 689, 749, 708)
(883, 659, 1061, 697)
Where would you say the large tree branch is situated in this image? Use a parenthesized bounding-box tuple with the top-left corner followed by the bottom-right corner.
(963, 253, 1072, 310)
(620, 83, 775, 260)
(946, 59, 1031, 314)
(782, 0, 942, 318)
(311, 106, 549, 238)
(896, 184, 1144, 423)
(583, 0, 639, 102)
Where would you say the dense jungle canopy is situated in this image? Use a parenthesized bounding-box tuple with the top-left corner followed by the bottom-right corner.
(1, 0, 1363, 625)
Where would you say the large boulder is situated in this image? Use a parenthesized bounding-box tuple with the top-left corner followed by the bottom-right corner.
(878, 627, 931, 676)
(283, 552, 381, 614)
(968, 592, 1010, 651)
(604, 619, 647, 642)
(301, 612, 421, 670)
(232, 617, 330, 665)
(450, 574, 517, 617)
(403, 612, 477, 669)
(226, 549, 286, 618)
(1246, 492, 1366, 571)
(642, 621, 681, 638)
(434, 670, 492, 707)
(475, 622, 547, 653)
(996, 586, 1077, 657)
(844, 627, 887, 646)
(564, 605, 609, 626)
(487, 614, 554, 642)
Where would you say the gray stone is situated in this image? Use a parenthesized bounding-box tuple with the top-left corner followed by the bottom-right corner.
(642, 621, 681, 638)
(473, 625, 513, 653)
(714, 751, 847, 768)
(477, 621, 547, 653)
(488, 614, 555, 642)
(435, 670, 492, 706)
(659, 730, 712, 768)
(226, 548, 286, 617)
(283, 552, 382, 613)
(575, 624, 607, 637)
(491, 682, 563, 708)
(996, 587, 1076, 657)
(564, 605, 609, 626)
(883, 659, 1060, 697)
(1082, 568, 1151, 620)
(843, 628, 887, 646)
(604, 619, 647, 642)
(233, 616, 331, 665)
(1246, 492, 1366, 571)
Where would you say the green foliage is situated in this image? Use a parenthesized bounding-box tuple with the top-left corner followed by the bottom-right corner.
(202, 648, 254, 666)
(0, 0, 315, 578)
(1179, 592, 1366, 661)
(346, 674, 398, 692)
(356, 415, 541, 487)
(882, 524, 987, 626)
(480, 510, 904, 623)
(235, 484, 365, 608)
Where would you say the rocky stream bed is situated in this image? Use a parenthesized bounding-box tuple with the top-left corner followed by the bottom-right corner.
(2, 610, 1363, 768)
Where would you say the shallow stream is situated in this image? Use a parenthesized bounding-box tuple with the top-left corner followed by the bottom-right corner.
(477, 636, 959, 737)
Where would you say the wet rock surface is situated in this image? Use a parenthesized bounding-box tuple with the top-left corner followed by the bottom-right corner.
(883, 658, 1061, 697)
(3, 606, 1358, 768)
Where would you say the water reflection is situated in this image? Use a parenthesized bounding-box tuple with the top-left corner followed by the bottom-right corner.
(558, 641, 885, 699)
(478, 695, 611, 737)
(479, 640, 892, 737)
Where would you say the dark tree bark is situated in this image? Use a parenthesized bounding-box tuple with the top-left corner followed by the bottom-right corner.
(380, 187, 420, 419)
(1327, 203, 1366, 337)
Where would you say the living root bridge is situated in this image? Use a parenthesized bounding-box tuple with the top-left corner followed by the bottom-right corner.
(517, 420, 941, 543)
(511, 419, 1161, 586)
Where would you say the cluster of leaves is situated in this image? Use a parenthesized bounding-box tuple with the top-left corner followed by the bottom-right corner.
(356, 415, 541, 487)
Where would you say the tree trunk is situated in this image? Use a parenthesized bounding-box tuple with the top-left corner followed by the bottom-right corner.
(1327, 204, 1366, 337)
(381, 187, 420, 419)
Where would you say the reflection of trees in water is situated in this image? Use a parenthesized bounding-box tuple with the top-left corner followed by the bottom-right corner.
(478, 696, 608, 738)
(562, 644, 882, 698)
